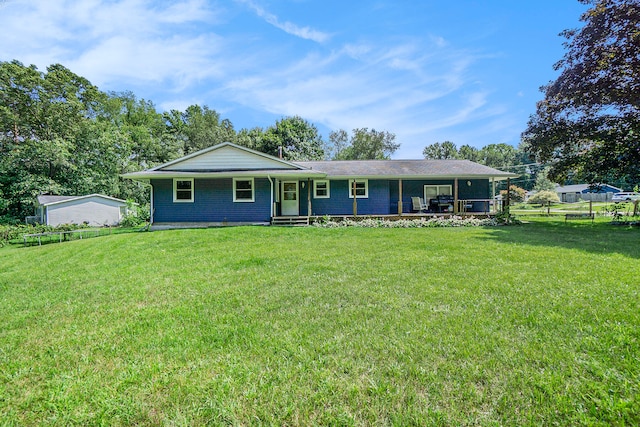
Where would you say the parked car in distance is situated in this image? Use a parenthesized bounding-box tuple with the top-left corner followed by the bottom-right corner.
(612, 192, 640, 202)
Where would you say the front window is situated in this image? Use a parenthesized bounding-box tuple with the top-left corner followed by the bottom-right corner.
(424, 185, 452, 203)
(348, 179, 368, 198)
(314, 180, 330, 198)
(174, 179, 194, 202)
(234, 178, 254, 202)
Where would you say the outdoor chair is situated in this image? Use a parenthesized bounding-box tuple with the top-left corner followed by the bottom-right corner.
(412, 197, 427, 213)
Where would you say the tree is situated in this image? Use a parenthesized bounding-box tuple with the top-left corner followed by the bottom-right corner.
(478, 143, 517, 169)
(258, 116, 325, 161)
(331, 128, 399, 160)
(522, 0, 640, 184)
(422, 141, 459, 159)
(164, 105, 236, 155)
(458, 144, 480, 162)
(0, 61, 105, 218)
(533, 167, 556, 192)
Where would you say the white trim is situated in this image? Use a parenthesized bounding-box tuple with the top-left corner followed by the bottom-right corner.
(173, 178, 194, 203)
(348, 179, 368, 198)
(313, 180, 330, 199)
(233, 177, 254, 202)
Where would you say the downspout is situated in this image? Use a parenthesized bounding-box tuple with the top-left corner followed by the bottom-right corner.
(268, 175, 274, 220)
(307, 178, 311, 218)
(150, 182, 154, 225)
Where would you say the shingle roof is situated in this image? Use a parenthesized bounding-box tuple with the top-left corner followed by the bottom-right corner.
(36, 194, 128, 206)
(296, 159, 517, 179)
(37, 195, 78, 205)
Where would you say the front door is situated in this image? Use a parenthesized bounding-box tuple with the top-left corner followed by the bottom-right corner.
(281, 181, 299, 216)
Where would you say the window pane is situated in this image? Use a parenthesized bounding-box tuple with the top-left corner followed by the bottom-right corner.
(176, 190, 192, 200)
(176, 180, 192, 190)
(236, 180, 252, 190)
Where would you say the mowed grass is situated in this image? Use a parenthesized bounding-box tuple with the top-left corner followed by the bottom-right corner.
(1, 221, 639, 426)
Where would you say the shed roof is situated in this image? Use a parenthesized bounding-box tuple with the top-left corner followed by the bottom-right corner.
(36, 194, 128, 207)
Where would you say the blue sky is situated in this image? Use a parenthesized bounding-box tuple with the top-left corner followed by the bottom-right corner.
(0, 0, 588, 158)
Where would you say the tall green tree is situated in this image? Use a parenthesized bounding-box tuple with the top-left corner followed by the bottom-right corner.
(0, 61, 105, 218)
(330, 128, 399, 160)
(164, 105, 236, 155)
(458, 144, 480, 162)
(422, 141, 459, 159)
(478, 143, 517, 169)
(522, 0, 640, 184)
(259, 116, 325, 161)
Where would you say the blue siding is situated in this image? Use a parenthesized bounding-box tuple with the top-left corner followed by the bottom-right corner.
(307, 180, 391, 216)
(152, 178, 272, 223)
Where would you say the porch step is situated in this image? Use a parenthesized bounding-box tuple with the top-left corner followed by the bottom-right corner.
(271, 216, 310, 226)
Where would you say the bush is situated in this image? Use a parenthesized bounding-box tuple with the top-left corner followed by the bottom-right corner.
(312, 216, 497, 228)
(528, 190, 560, 205)
(500, 185, 527, 203)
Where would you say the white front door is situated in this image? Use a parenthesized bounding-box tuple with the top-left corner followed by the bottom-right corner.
(281, 181, 299, 216)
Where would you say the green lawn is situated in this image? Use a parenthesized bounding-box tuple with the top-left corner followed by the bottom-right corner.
(1, 221, 639, 425)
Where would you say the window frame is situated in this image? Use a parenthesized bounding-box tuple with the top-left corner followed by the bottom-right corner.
(173, 178, 194, 203)
(313, 180, 330, 199)
(348, 179, 369, 199)
(233, 178, 255, 202)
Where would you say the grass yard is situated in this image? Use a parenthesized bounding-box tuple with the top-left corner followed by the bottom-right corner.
(1, 220, 639, 425)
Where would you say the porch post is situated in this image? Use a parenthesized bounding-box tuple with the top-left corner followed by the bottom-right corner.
(492, 178, 496, 212)
(453, 178, 459, 214)
(398, 179, 403, 215)
(307, 178, 311, 217)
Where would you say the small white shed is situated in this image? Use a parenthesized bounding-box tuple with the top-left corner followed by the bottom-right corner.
(35, 194, 129, 227)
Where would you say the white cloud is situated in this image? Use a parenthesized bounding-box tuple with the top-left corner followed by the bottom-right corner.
(0, 0, 224, 91)
(236, 0, 331, 43)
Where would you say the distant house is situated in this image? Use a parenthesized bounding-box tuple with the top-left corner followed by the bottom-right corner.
(122, 142, 516, 228)
(555, 184, 622, 203)
(34, 194, 129, 226)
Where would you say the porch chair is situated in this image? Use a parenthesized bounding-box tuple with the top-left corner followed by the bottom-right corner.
(411, 197, 427, 213)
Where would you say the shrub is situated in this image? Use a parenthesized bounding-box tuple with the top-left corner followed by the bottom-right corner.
(312, 216, 497, 228)
(528, 190, 560, 205)
(500, 185, 527, 203)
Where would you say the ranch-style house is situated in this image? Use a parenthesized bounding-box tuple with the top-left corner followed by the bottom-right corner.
(122, 142, 517, 227)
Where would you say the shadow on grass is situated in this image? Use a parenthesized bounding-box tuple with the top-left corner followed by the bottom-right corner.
(477, 218, 640, 259)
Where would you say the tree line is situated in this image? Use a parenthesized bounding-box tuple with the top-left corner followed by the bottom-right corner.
(0, 60, 400, 221)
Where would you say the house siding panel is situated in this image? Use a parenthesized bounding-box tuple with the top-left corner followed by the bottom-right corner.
(152, 178, 272, 223)
(307, 180, 391, 216)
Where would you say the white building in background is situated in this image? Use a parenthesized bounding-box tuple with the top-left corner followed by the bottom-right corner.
(34, 194, 129, 226)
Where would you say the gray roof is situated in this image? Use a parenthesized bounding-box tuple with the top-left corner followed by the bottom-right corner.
(297, 159, 517, 179)
(37, 195, 78, 205)
(36, 194, 128, 206)
(555, 183, 622, 193)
